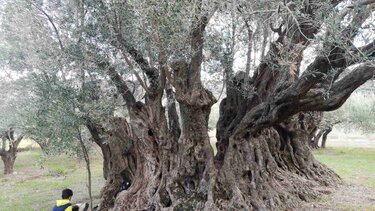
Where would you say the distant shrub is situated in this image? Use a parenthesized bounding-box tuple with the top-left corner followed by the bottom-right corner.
(48, 168, 68, 177)
(324, 92, 375, 133)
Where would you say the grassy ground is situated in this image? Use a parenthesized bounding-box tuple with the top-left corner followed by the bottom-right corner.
(314, 147, 375, 189)
(311, 147, 375, 210)
(0, 148, 105, 211)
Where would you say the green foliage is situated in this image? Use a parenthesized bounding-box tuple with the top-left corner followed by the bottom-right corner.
(324, 91, 375, 133)
(0, 0, 121, 155)
(0, 78, 31, 134)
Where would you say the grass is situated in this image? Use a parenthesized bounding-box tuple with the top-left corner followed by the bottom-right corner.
(0, 148, 105, 211)
(313, 147, 375, 189)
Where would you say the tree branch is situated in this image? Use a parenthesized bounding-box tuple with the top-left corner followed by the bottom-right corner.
(232, 63, 374, 138)
(190, 6, 210, 76)
(121, 51, 152, 94)
(28, 0, 64, 50)
(13, 135, 24, 149)
(106, 65, 136, 109)
(347, 0, 375, 8)
(298, 64, 375, 111)
(109, 9, 159, 89)
(151, 19, 168, 93)
(352, 39, 375, 57)
(188, 1, 217, 87)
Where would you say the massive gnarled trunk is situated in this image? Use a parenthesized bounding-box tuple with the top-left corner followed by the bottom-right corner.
(91, 1, 375, 210)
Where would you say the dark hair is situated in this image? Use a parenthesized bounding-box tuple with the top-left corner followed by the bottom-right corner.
(62, 189, 73, 199)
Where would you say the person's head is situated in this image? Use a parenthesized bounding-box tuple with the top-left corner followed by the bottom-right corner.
(62, 189, 73, 200)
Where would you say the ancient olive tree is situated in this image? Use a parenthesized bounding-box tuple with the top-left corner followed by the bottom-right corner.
(2, 0, 375, 210)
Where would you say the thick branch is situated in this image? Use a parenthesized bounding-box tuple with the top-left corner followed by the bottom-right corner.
(110, 12, 159, 89)
(233, 63, 374, 138)
(121, 51, 151, 94)
(107, 66, 136, 109)
(352, 39, 375, 58)
(341, 8, 373, 41)
(189, 1, 215, 83)
(190, 15, 209, 76)
(298, 64, 375, 111)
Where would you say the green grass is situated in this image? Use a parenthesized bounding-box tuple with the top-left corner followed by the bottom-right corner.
(314, 147, 375, 188)
(0, 149, 105, 211)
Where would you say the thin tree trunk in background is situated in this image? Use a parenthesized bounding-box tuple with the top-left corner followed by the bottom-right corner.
(312, 129, 325, 148)
(321, 126, 333, 148)
(77, 127, 93, 210)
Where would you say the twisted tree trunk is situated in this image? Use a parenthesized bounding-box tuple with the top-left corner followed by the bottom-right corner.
(0, 129, 23, 175)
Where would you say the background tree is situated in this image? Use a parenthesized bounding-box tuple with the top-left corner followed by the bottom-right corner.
(0, 78, 30, 175)
(0, 127, 24, 175)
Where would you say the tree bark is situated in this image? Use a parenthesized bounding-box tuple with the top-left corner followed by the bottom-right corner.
(1, 153, 16, 175)
(166, 85, 181, 142)
(321, 126, 332, 149)
(0, 129, 23, 175)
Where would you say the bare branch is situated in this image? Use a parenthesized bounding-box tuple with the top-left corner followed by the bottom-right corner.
(108, 7, 159, 89)
(105, 65, 137, 109)
(121, 51, 151, 94)
(352, 39, 375, 57)
(13, 135, 24, 149)
(27, 0, 64, 50)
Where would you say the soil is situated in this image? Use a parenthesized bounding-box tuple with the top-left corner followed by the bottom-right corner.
(296, 184, 375, 211)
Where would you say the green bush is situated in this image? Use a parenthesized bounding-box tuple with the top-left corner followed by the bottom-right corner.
(325, 92, 375, 133)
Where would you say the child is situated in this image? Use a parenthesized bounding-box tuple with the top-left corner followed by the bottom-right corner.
(52, 189, 89, 211)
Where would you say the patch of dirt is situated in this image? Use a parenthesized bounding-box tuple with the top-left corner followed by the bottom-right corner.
(296, 184, 375, 211)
